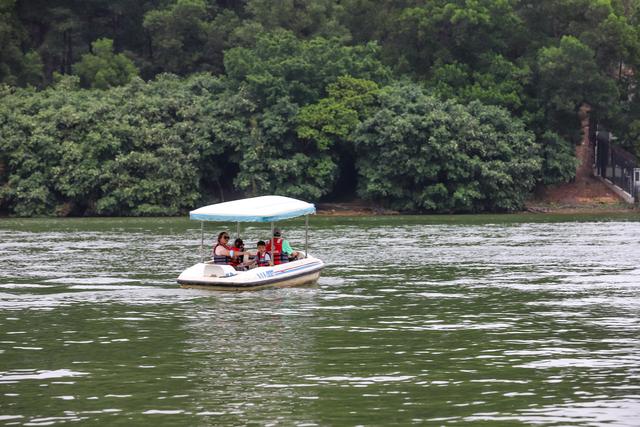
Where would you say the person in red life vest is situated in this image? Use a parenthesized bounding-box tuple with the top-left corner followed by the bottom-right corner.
(265, 228, 300, 265)
(254, 240, 273, 267)
(212, 232, 246, 267)
(231, 238, 245, 269)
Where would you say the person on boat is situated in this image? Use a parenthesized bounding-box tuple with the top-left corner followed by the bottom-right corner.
(254, 240, 273, 267)
(231, 238, 245, 269)
(265, 228, 299, 265)
(212, 232, 246, 266)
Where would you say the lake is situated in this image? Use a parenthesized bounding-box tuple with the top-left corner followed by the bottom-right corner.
(1, 214, 639, 426)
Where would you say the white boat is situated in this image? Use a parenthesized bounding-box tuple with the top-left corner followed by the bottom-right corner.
(177, 195, 325, 291)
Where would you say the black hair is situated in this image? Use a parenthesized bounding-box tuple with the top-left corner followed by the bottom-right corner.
(257, 240, 266, 247)
(234, 238, 244, 247)
(218, 231, 229, 242)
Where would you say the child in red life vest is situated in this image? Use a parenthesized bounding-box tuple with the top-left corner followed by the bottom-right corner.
(231, 238, 245, 268)
(254, 240, 273, 267)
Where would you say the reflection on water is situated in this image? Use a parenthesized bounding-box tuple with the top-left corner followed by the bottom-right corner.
(0, 215, 639, 425)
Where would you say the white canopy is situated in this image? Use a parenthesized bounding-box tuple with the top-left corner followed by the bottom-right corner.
(189, 195, 316, 222)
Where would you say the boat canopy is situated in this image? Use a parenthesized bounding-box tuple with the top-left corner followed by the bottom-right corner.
(190, 195, 316, 222)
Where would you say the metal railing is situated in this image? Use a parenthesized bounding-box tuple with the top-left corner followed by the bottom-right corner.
(593, 124, 639, 201)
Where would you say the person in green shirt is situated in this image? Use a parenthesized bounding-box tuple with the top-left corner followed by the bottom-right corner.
(268, 228, 300, 262)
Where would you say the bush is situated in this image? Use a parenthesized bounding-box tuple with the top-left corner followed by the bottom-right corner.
(354, 83, 541, 212)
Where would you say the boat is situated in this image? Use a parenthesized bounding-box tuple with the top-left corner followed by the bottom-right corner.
(177, 195, 325, 291)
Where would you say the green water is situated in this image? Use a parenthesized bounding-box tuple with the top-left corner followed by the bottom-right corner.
(1, 214, 639, 426)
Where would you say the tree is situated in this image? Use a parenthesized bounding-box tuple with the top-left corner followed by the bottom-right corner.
(73, 38, 139, 89)
(0, 73, 235, 216)
(0, 0, 43, 86)
(296, 76, 380, 196)
(224, 31, 390, 200)
(143, 0, 212, 75)
(537, 36, 618, 118)
(429, 53, 531, 113)
(354, 83, 541, 212)
(538, 131, 579, 185)
(516, 0, 613, 44)
(245, 0, 349, 39)
(297, 76, 379, 151)
(224, 30, 390, 106)
(385, 0, 526, 76)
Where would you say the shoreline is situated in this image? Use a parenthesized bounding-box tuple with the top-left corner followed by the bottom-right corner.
(522, 205, 638, 215)
(315, 203, 638, 217)
(1, 202, 637, 219)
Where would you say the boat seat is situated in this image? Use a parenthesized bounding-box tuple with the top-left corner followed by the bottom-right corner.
(203, 264, 237, 278)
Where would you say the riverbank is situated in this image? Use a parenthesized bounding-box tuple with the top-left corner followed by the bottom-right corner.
(1, 190, 636, 219)
(524, 175, 638, 214)
(316, 202, 400, 216)
(523, 201, 638, 214)
(316, 196, 638, 217)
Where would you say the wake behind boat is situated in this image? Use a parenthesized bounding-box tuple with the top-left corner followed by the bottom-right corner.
(177, 195, 324, 291)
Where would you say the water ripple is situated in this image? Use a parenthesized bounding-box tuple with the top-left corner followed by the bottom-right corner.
(1, 216, 639, 425)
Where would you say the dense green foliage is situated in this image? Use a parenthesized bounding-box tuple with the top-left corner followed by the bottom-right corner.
(2, 0, 640, 215)
(73, 38, 139, 89)
(353, 84, 541, 212)
(0, 74, 229, 216)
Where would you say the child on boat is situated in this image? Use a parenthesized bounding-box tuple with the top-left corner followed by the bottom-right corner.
(231, 238, 245, 269)
(249, 240, 273, 268)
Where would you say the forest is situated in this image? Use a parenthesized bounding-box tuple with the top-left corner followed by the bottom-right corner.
(1, 0, 639, 216)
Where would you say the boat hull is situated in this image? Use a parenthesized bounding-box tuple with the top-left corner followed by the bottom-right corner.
(177, 256, 324, 291)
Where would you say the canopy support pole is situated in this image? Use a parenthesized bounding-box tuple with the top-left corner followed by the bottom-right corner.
(305, 215, 309, 258)
(270, 222, 275, 265)
(200, 221, 204, 263)
(236, 221, 240, 239)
